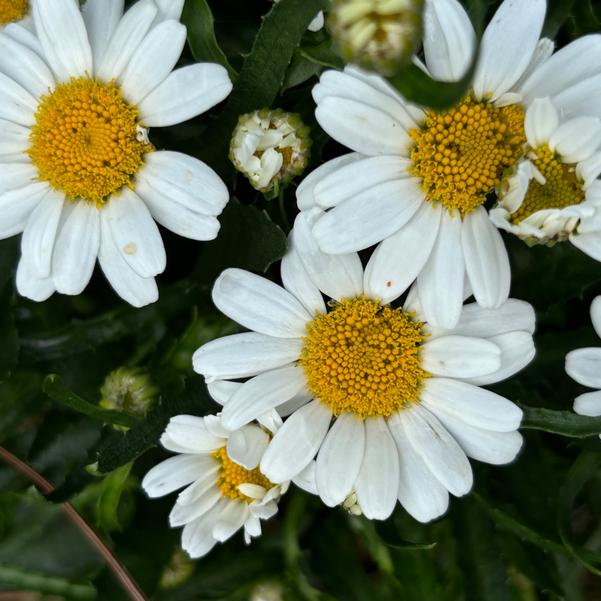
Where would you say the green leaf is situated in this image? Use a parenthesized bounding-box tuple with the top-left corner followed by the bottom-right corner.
(43, 374, 138, 429)
(557, 451, 601, 576)
(299, 42, 345, 69)
(283, 52, 322, 91)
(197, 0, 327, 176)
(0, 566, 97, 600)
(95, 461, 134, 533)
(96, 378, 215, 473)
(196, 198, 288, 281)
(182, 0, 237, 80)
(520, 405, 601, 438)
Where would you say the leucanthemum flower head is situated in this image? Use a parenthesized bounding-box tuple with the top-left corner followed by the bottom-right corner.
(328, 0, 424, 76)
(302, 0, 601, 329)
(193, 211, 535, 523)
(491, 98, 601, 251)
(566, 296, 601, 438)
(142, 412, 288, 559)
(230, 109, 311, 195)
(0, 0, 233, 307)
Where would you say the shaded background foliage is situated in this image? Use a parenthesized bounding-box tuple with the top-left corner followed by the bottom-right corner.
(1, 0, 601, 599)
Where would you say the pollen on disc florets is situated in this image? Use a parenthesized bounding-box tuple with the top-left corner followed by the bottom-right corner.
(0, 0, 28, 25)
(27, 77, 153, 207)
(509, 145, 585, 227)
(410, 96, 526, 216)
(299, 297, 428, 419)
(212, 447, 273, 503)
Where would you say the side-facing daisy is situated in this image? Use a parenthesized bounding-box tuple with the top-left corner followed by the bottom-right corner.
(142, 412, 288, 558)
(0, 0, 232, 306)
(491, 98, 601, 253)
(193, 212, 535, 523)
(566, 296, 601, 437)
(301, 0, 601, 328)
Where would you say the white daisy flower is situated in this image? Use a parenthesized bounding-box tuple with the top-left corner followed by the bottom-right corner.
(142, 412, 288, 559)
(492, 98, 601, 253)
(0, 0, 233, 306)
(302, 0, 601, 328)
(193, 212, 535, 523)
(566, 296, 601, 438)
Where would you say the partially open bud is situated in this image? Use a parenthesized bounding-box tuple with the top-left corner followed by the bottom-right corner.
(230, 109, 311, 196)
(329, 0, 424, 76)
(100, 367, 158, 429)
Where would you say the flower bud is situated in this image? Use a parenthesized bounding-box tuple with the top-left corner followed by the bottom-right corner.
(329, 0, 424, 76)
(230, 109, 311, 195)
(159, 548, 195, 590)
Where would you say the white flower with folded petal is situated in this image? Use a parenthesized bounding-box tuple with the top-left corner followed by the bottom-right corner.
(142, 413, 288, 559)
(492, 98, 601, 253)
(566, 296, 601, 438)
(0, 0, 232, 306)
(193, 213, 535, 523)
(302, 0, 601, 328)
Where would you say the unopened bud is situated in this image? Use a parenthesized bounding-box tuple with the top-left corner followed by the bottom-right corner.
(329, 0, 424, 76)
(230, 109, 311, 196)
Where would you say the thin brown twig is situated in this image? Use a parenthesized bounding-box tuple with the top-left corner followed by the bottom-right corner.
(0, 447, 148, 601)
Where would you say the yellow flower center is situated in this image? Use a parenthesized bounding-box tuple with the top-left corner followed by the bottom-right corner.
(410, 96, 526, 216)
(510, 145, 585, 224)
(212, 447, 273, 503)
(27, 77, 153, 207)
(299, 297, 428, 419)
(0, 0, 28, 25)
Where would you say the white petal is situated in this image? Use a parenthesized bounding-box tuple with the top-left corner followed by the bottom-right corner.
(473, 0, 545, 100)
(212, 268, 311, 338)
(221, 366, 307, 430)
(591, 296, 601, 339)
(292, 461, 318, 495)
(16, 255, 55, 302)
(462, 207, 510, 308)
(98, 213, 158, 307)
(96, 0, 158, 82)
(316, 414, 365, 507)
(260, 400, 332, 483)
(213, 501, 249, 542)
(315, 96, 409, 156)
(206, 380, 241, 406)
(119, 20, 186, 105)
(400, 405, 473, 496)
(0, 182, 49, 239)
(551, 73, 601, 120)
(276, 390, 313, 417)
(421, 377, 523, 432)
(176, 466, 219, 504)
(364, 202, 441, 304)
(142, 454, 209, 498)
(423, 0, 476, 81)
(570, 230, 601, 262)
(3, 23, 43, 55)
(464, 331, 535, 386)
(524, 97, 559, 148)
(417, 213, 465, 329)
(51, 202, 100, 295)
(32, 0, 93, 82)
(422, 335, 501, 378)
(388, 411, 450, 523)
(312, 178, 422, 254)
(193, 333, 302, 381)
(82, 0, 124, 71)
(0, 33, 55, 100)
(171, 486, 222, 527)
(574, 390, 601, 417)
(162, 415, 224, 453)
(21, 190, 64, 277)
(226, 425, 270, 470)
(136, 151, 229, 217)
(0, 71, 37, 126)
(549, 117, 601, 164)
(0, 121, 31, 161)
(566, 347, 601, 389)
(281, 241, 326, 315)
(292, 211, 364, 300)
(103, 189, 166, 278)
(181, 499, 224, 558)
(296, 153, 363, 211)
(138, 63, 232, 127)
(154, 0, 185, 21)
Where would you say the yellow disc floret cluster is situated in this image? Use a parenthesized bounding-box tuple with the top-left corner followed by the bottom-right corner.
(410, 96, 526, 216)
(212, 447, 273, 503)
(299, 297, 428, 419)
(0, 0, 28, 25)
(510, 145, 585, 224)
(28, 77, 153, 207)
